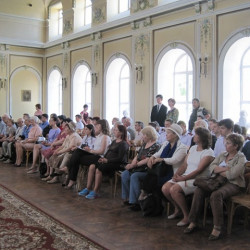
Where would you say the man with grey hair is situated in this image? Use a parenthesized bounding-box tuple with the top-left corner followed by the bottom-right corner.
(0, 114, 10, 157)
(124, 117, 136, 141)
(134, 121, 144, 146)
(2, 118, 25, 163)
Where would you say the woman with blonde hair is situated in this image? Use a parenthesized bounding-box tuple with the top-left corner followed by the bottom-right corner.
(121, 126, 160, 211)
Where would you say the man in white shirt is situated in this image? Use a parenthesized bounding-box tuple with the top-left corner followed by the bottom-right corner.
(158, 119, 173, 145)
(213, 118, 234, 157)
(75, 114, 84, 130)
(134, 121, 144, 146)
(177, 121, 192, 147)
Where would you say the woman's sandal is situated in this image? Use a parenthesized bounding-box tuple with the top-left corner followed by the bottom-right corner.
(208, 226, 221, 241)
(184, 226, 198, 234)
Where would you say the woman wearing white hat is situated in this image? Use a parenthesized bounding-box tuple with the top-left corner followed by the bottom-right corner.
(161, 127, 214, 227)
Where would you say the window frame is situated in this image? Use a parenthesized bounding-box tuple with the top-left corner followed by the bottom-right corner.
(71, 61, 92, 119)
(104, 54, 133, 123)
(47, 66, 63, 115)
(154, 44, 196, 124)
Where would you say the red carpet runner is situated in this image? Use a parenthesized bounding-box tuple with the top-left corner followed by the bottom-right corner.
(0, 185, 103, 250)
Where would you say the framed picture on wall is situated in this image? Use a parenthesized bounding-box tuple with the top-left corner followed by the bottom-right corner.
(21, 90, 31, 102)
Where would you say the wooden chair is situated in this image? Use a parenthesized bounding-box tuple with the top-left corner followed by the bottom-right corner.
(227, 162, 250, 234)
(76, 165, 88, 192)
(113, 147, 138, 198)
(25, 149, 33, 168)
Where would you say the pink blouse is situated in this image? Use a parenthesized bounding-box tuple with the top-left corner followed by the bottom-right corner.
(34, 110, 43, 116)
(28, 125, 42, 139)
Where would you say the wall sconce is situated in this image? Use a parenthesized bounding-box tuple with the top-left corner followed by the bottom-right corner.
(135, 64, 143, 83)
(91, 72, 98, 86)
(199, 57, 208, 78)
(0, 78, 7, 90)
(62, 77, 67, 89)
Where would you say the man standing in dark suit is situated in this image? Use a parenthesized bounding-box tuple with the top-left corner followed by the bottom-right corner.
(150, 94, 168, 127)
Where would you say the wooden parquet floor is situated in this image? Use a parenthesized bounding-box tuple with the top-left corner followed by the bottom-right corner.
(0, 162, 249, 250)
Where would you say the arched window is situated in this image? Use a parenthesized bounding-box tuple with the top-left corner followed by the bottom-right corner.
(48, 2, 63, 40)
(156, 48, 194, 123)
(74, 0, 92, 31)
(47, 68, 62, 115)
(222, 37, 250, 128)
(72, 63, 91, 118)
(105, 57, 131, 124)
(118, 0, 130, 13)
(107, 0, 130, 21)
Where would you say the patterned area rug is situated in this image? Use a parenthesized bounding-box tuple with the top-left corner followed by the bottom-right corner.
(0, 185, 103, 250)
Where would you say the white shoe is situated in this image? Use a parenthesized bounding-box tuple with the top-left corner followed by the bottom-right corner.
(3, 159, 11, 164)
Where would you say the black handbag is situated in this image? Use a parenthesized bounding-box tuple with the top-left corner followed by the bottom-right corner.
(129, 164, 148, 173)
(194, 175, 228, 192)
(148, 161, 172, 178)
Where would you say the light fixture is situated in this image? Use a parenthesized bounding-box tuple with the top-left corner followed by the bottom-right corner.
(199, 57, 208, 78)
(91, 72, 98, 86)
(62, 77, 67, 89)
(0, 78, 7, 90)
(135, 64, 143, 83)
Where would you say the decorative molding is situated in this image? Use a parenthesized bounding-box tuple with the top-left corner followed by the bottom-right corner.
(131, 0, 157, 13)
(241, 28, 250, 37)
(0, 44, 9, 51)
(131, 17, 152, 30)
(64, 19, 73, 34)
(169, 42, 178, 49)
(194, 3, 201, 14)
(93, 5, 106, 24)
(44, 1, 250, 49)
(115, 52, 121, 58)
(143, 17, 152, 27)
(135, 33, 150, 61)
(63, 53, 68, 68)
(0, 53, 6, 71)
(207, 0, 215, 11)
(61, 41, 69, 49)
(200, 18, 212, 49)
(94, 45, 101, 64)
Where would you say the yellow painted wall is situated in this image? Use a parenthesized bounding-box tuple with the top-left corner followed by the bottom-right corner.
(10, 69, 40, 119)
(218, 8, 250, 50)
(0, 0, 250, 126)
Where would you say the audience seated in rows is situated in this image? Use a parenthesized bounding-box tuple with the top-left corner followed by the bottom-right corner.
(1, 97, 250, 242)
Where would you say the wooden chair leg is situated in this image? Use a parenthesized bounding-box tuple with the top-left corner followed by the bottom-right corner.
(203, 197, 209, 228)
(26, 151, 30, 168)
(227, 201, 235, 235)
(114, 172, 118, 198)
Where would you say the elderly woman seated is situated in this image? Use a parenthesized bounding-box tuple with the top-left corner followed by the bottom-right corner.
(27, 116, 61, 174)
(162, 127, 214, 226)
(79, 125, 129, 199)
(184, 133, 246, 240)
(146, 124, 187, 192)
(42, 121, 82, 183)
(15, 116, 42, 167)
(121, 126, 160, 211)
